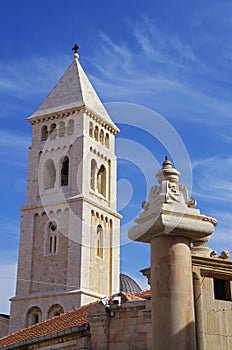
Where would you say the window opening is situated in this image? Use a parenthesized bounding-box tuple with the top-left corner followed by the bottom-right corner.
(89, 122, 93, 137)
(99, 129, 104, 144)
(67, 119, 74, 135)
(97, 225, 103, 258)
(50, 123, 57, 140)
(44, 159, 56, 189)
(214, 278, 231, 301)
(90, 159, 97, 190)
(97, 165, 106, 197)
(58, 121, 65, 137)
(60, 156, 69, 186)
(41, 126, 48, 141)
(47, 222, 58, 254)
(105, 133, 109, 148)
(94, 126, 99, 141)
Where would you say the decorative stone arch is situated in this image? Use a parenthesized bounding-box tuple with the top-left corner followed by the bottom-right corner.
(26, 306, 42, 327)
(43, 159, 56, 189)
(47, 304, 64, 319)
(41, 125, 48, 141)
(60, 156, 69, 186)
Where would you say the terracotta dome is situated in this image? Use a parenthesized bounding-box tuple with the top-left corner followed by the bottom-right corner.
(120, 273, 142, 294)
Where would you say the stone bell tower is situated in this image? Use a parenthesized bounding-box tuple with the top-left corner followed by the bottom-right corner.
(9, 46, 121, 333)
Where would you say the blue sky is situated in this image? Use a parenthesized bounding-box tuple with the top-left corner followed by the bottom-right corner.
(1, 0, 232, 314)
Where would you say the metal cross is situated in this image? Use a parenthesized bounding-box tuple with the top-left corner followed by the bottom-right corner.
(72, 43, 80, 54)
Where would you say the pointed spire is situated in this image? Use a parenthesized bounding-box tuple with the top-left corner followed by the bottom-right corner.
(28, 46, 118, 131)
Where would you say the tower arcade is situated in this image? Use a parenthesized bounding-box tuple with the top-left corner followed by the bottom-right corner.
(9, 49, 121, 333)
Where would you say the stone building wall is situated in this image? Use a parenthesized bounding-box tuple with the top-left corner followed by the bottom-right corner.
(0, 315, 9, 338)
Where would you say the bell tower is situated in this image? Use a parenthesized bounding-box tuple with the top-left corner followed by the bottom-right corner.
(9, 47, 121, 333)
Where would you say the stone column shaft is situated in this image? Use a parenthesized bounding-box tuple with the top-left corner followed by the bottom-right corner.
(151, 235, 196, 350)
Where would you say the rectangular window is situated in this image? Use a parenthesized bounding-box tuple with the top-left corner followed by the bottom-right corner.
(214, 278, 231, 301)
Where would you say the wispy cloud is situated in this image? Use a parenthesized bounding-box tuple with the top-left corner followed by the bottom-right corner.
(0, 54, 70, 98)
(133, 16, 196, 66)
(192, 156, 232, 202)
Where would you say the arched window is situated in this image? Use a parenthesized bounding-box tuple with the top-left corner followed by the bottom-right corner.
(41, 126, 48, 141)
(67, 119, 74, 135)
(97, 165, 106, 197)
(89, 122, 93, 137)
(58, 121, 65, 137)
(47, 221, 58, 254)
(94, 126, 99, 141)
(99, 129, 104, 144)
(96, 225, 103, 258)
(105, 133, 109, 148)
(60, 156, 69, 186)
(48, 304, 64, 319)
(26, 306, 42, 327)
(50, 123, 57, 140)
(90, 159, 97, 190)
(43, 159, 56, 189)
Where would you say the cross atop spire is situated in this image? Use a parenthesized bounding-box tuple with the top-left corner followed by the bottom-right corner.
(72, 43, 80, 54)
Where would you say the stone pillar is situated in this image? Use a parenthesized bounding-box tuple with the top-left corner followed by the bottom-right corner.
(129, 157, 217, 350)
(151, 235, 196, 349)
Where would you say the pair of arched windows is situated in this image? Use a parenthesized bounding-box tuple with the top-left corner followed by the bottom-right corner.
(89, 122, 109, 148)
(43, 156, 69, 189)
(26, 304, 64, 327)
(90, 160, 106, 197)
(41, 120, 74, 142)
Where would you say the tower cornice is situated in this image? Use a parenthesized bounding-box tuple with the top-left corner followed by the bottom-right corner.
(28, 105, 119, 134)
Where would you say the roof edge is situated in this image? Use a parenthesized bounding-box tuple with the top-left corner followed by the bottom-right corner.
(1, 324, 89, 350)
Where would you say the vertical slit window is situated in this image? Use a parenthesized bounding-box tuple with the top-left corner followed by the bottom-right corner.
(60, 156, 69, 186)
(43, 159, 56, 189)
(94, 126, 99, 141)
(67, 119, 74, 135)
(91, 159, 97, 190)
(58, 121, 65, 137)
(97, 165, 106, 197)
(50, 123, 57, 140)
(97, 225, 103, 258)
(41, 126, 48, 141)
(89, 122, 93, 137)
(105, 133, 109, 148)
(100, 129, 104, 144)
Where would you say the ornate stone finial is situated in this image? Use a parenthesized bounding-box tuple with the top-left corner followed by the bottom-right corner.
(162, 155, 173, 169)
(156, 156, 180, 184)
(72, 43, 80, 59)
